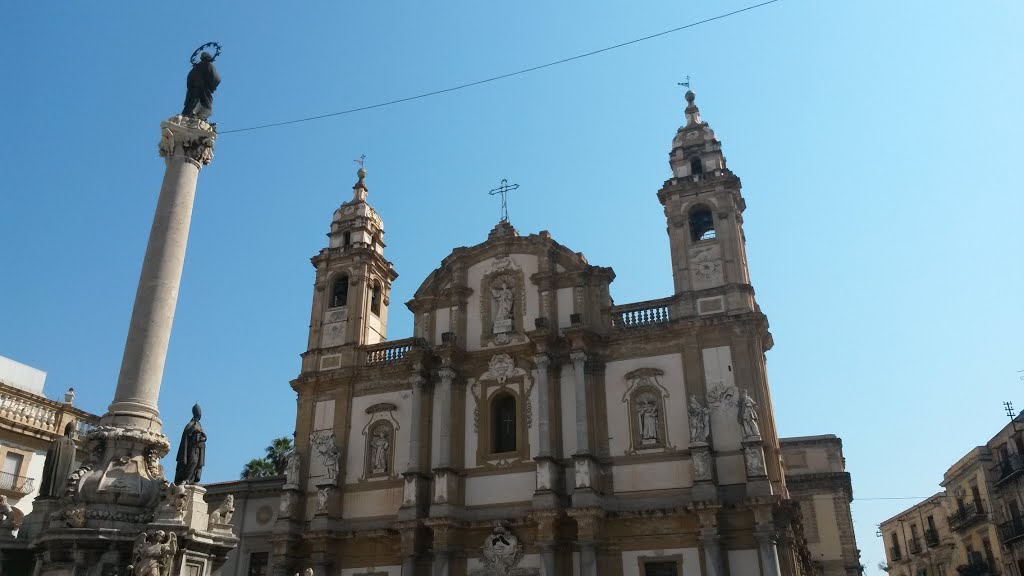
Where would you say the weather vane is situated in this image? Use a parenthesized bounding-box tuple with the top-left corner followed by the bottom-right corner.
(488, 179, 520, 222)
(678, 75, 691, 90)
(354, 154, 366, 169)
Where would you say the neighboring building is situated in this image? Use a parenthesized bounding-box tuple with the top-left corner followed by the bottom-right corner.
(880, 414, 1024, 576)
(880, 493, 956, 576)
(780, 436, 861, 575)
(0, 356, 98, 522)
(0, 356, 99, 573)
(205, 91, 863, 576)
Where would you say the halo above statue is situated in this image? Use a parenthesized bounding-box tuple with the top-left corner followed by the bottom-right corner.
(190, 42, 222, 64)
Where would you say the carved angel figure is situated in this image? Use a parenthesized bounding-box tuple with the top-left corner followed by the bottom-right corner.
(688, 395, 711, 444)
(129, 530, 178, 576)
(739, 389, 760, 438)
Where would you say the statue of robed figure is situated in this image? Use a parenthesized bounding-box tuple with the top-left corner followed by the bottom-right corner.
(182, 51, 221, 120)
(174, 404, 207, 484)
(38, 422, 77, 498)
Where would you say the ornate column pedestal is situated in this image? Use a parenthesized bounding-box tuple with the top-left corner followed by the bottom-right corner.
(742, 436, 773, 496)
(690, 442, 717, 501)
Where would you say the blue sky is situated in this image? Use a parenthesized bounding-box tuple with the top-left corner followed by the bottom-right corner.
(1, 1, 1021, 573)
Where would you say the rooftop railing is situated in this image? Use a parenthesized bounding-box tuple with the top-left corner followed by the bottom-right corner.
(0, 381, 99, 438)
(365, 338, 429, 366)
(610, 297, 674, 329)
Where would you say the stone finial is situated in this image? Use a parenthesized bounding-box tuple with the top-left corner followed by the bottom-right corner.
(684, 90, 702, 128)
(353, 167, 368, 202)
(685, 89, 696, 105)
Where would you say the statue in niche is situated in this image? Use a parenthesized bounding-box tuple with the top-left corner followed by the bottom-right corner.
(174, 404, 206, 484)
(491, 278, 515, 334)
(688, 395, 711, 444)
(739, 389, 761, 438)
(635, 391, 660, 445)
(370, 427, 390, 473)
(128, 530, 177, 576)
(39, 422, 77, 498)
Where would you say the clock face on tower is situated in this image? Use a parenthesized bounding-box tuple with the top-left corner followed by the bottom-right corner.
(694, 254, 722, 280)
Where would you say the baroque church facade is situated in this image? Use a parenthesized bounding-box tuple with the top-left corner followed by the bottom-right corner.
(207, 92, 860, 576)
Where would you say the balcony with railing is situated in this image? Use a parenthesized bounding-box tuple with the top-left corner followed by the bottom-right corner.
(948, 501, 987, 532)
(889, 546, 903, 562)
(0, 471, 35, 496)
(925, 528, 941, 547)
(1000, 517, 1024, 545)
(994, 454, 1024, 488)
(610, 297, 674, 329)
(908, 538, 923, 555)
(364, 338, 429, 366)
(0, 381, 100, 440)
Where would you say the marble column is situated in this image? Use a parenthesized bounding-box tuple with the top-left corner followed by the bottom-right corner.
(432, 551, 450, 576)
(105, 115, 216, 431)
(539, 542, 556, 576)
(407, 374, 427, 473)
(578, 542, 597, 576)
(756, 530, 781, 576)
(569, 351, 589, 453)
(533, 355, 552, 457)
(435, 367, 455, 468)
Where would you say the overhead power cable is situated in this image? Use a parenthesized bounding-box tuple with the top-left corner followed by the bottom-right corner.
(220, 0, 782, 135)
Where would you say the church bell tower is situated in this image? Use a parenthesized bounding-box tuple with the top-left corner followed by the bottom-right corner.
(303, 167, 397, 370)
(658, 90, 755, 316)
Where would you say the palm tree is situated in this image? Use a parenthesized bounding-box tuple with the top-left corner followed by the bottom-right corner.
(265, 436, 294, 474)
(239, 436, 295, 479)
(240, 457, 278, 479)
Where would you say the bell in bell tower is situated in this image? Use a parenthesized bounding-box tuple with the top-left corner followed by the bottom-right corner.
(658, 89, 755, 316)
(305, 166, 397, 362)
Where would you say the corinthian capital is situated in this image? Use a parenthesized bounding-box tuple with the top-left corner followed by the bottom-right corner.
(159, 114, 217, 166)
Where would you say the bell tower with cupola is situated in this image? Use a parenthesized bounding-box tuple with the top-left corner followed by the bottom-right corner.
(303, 167, 398, 368)
(658, 90, 755, 315)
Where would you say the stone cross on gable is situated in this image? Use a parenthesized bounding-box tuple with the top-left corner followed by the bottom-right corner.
(488, 178, 520, 222)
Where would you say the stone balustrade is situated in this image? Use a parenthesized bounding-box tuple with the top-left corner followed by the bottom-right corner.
(0, 381, 99, 439)
(364, 338, 429, 366)
(610, 297, 674, 328)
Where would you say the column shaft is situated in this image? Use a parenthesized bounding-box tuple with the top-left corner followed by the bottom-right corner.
(579, 543, 597, 576)
(432, 551, 450, 576)
(757, 533, 781, 576)
(570, 352, 589, 454)
(534, 356, 552, 457)
(107, 140, 208, 430)
(407, 375, 426, 473)
(436, 368, 454, 468)
(402, 557, 416, 576)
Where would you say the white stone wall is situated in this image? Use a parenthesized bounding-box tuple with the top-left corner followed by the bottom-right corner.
(341, 486, 403, 519)
(464, 471, 533, 506)
(612, 460, 691, 493)
(603, 354, 687, 457)
(345, 392, 410, 485)
(556, 286, 574, 328)
(726, 549, 761, 574)
(559, 363, 577, 457)
(0, 355, 46, 394)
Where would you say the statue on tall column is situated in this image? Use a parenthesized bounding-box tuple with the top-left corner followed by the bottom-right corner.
(174, 404, 207, 484)
(39, 422, 77, 498)
(182, 43, 222, 120)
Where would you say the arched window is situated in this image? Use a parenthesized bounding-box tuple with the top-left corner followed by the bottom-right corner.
(370, 281, 382, 316)
(330, 276, 349, 307)
(491, 393, 517, 454)
(342, 231, 352, 247)
(688, 206, 715, 242)
(690, 157, 703, 176)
